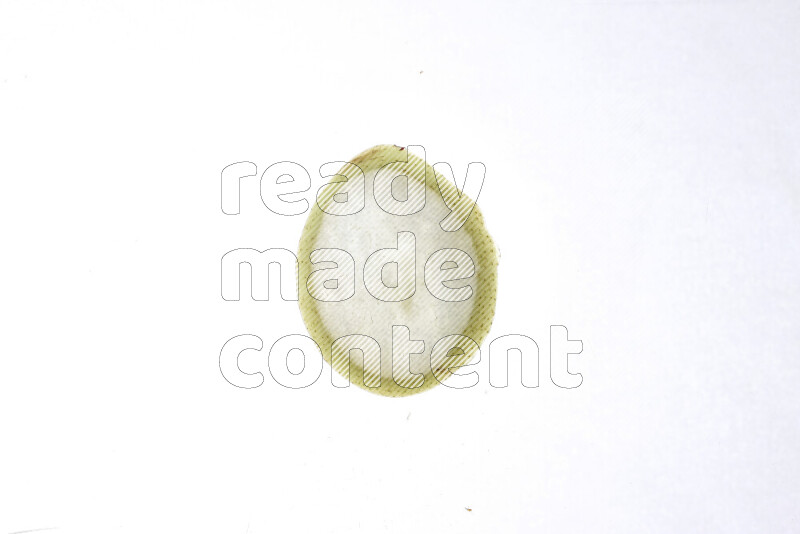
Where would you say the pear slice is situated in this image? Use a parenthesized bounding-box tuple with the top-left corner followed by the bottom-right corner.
(298, 144, 498, 397)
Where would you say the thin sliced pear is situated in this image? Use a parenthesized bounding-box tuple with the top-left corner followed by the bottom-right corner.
(298, 144, 498, 397)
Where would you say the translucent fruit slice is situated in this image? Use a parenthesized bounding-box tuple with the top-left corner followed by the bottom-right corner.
(298, 144, 498, 397)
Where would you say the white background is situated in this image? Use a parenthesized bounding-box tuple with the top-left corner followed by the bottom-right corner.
(1, 1, 799, 533)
